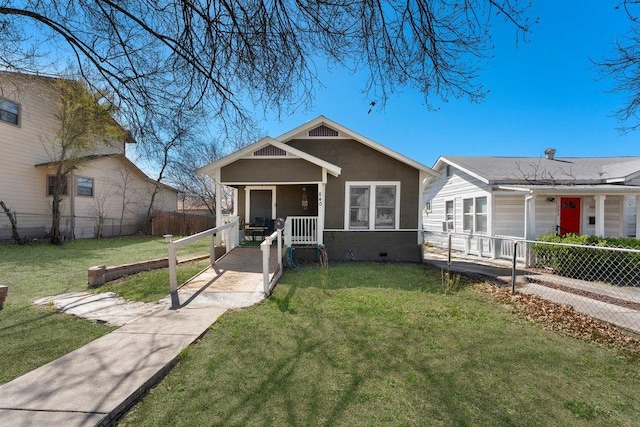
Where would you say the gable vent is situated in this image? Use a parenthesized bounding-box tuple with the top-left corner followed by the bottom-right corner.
(309, 124, 338, 137)
(254, 145, 287, 156)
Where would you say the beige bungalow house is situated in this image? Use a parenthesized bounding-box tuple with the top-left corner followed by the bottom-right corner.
(0, 71, 178, 240)
(198, 116, 437, 262)
(423, 151, 640, 253)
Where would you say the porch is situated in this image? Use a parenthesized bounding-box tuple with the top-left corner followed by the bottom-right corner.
(240, 216, 319, 247)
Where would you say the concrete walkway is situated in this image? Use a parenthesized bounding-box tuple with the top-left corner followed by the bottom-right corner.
(423, 249, 640, 335)
(0, 247, 282, 427)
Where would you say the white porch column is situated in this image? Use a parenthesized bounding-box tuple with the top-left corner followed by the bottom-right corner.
(215, 170, 223, 227)
(595, 195, 606, 237)
(524, 192, 536, 240)
(317, 174, 326, 245)
(636, 195, 640, 239)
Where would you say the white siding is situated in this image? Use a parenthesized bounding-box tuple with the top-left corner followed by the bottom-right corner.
(423, 165, 489, 234)
(535, 195, 558, 237)
(72, 156, 178, 238)
(493, 194, 525, 237)
(0, 74, 126, 215)
(1, 73, 177, 239)
(624, 195, 637, 237)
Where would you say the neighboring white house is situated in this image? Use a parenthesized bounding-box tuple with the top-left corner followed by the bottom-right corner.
(423, 151, 640, 252)
(0, 71, 178, 240)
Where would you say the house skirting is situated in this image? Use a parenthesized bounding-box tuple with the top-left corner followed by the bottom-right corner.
(292, 231, 421, 262)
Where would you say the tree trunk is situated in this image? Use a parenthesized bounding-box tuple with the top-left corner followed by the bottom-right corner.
(0, 200, 21, 244)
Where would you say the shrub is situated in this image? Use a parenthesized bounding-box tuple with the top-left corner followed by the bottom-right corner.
(532, 233, 640, 287)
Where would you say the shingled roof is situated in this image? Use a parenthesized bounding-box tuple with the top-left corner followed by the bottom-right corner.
(436, 156, 640, 185)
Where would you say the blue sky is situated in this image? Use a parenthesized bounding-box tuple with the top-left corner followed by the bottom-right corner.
(260, 1, 636, 168)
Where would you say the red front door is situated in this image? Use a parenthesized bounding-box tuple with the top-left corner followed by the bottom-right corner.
(560, 197, 581, 235)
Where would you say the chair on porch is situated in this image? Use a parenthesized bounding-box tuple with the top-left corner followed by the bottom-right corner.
(245, 216, 268, 241)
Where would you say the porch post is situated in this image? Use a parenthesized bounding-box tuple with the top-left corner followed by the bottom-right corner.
(636, 195, 640, 239)
(524, 192, 536, 239)
(595, 195, 606, 237)
(215, 169, 223, 228)
(317, 179, 326, 245)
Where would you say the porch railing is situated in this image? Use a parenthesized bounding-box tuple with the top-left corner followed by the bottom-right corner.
(284, 216, 318, 246)
(423, 230, 526, 263)
(166, 216, 240, 295)
(260, 228, 283, 296)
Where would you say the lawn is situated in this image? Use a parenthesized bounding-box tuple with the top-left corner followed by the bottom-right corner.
(0, 236, 210, 384)
(119, 263, 640, 426)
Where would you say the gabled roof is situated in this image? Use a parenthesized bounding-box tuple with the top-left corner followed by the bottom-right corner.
(0, 70, 135, 144)
(36, 154, 179, 193)
(277, 116, 436, 175)
(197, 136, 342, 178)
(435, 156, 640, 185)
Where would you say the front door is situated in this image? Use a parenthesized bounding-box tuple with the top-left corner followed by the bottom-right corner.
(249, 189, 272, 221)
(560, 197, 581, 235)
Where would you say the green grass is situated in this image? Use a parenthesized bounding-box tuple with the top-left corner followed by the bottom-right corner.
(119, 263, 640, 426)
(0, 236, 210, 384)
(99, 260, 210, 302)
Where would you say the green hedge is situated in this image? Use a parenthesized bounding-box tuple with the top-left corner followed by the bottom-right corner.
(532, 233, 640, 287)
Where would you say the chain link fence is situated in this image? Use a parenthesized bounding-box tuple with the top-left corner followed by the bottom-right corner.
(0, 212, 145, 242)
(423, 231, 640, 335)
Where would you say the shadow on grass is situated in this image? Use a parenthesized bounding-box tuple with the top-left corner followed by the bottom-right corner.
(280, 262, 473, 295)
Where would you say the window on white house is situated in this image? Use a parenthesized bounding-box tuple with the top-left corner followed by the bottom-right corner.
(445, 200, 454, 230)
(76, 177, 94, 197)
(476, 196, 488, 233)
(347, 182, 400, 230)
(0, 98, 19, 125)
(47, 175, 68, 196)
(463, 196, 488, 233)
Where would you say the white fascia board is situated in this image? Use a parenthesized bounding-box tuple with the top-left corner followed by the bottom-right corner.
(277, 115, 437, 177)
(436, 157, 490, 184)
(197, 136, 274, 176)
(498, 184, 640, 195)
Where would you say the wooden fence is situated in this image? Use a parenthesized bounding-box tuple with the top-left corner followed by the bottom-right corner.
(151, 211, 215, 236)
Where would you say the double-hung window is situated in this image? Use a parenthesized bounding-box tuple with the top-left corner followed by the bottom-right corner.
(47, 176, 68, 196)
(463, 196, 488, 233)
(0, 98, 19, 125)
(76, 177, 94, 197)
(346, 182, 400, 230)
(444, 200, 454, 231)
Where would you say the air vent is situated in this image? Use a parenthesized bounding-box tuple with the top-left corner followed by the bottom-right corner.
(254, 145, 287, 156)
(309, 124, 338, 137)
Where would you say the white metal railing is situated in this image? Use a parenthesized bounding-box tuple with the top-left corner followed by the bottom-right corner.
(167, 217, 240, 294)
(284, 216, 318, 246)
(423, 230, 526, 262)
(260, 228, 283, 296)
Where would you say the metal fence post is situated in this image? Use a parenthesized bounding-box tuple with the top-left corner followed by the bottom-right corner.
(511, 241, 518, 294)
(448, 233, 452, 266)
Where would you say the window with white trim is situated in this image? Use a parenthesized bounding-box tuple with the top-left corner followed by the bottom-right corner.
(0, 98, 19, 125)
(346, 182, 400, 230)
(76, 177, 94, 197)
(463, 196, 487, 233)
(445, 200, 454, 230)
